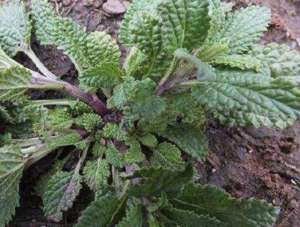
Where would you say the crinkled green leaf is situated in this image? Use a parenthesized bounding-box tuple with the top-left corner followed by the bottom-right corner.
(76, 193, 126, 227)
(160, 124, 209, 159)
(102, 123, 127, 141)
(0, 65, 31, 102)
(116, 205, 143, 227)
(43, 170, 82, 222)
(83, 159, 110, 192)
(120, 0, 210, 78)
(35, 158, 66, 197)
(106, 145, 124, 168)
(162, 206, 222, 227)
(212, 54, 262, 71)
(0, 145, 25, 227)
(0, 0, 31, 56)
(151, 142, 185, 170)
(75, 113, 103, 132)
(166, 93, 206, 127)
(172, 183, 279, 227)
(192, 70, 300, 128)
(128, 164, 193, 197)
(108, 78, 166, 122)
(251, 43, 300, 77)
(137, 133, 158, 148)
(209, 5, 271, 54)
(123, 47, 147, 78)
(0, 105, 12, 123)
(31, 0, 121, 90)
(124, 138, 145, 164)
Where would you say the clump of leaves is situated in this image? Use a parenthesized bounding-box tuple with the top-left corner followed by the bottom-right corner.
(4, 0, 300, 225)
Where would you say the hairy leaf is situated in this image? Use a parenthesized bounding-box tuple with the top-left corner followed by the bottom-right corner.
(120, 0, 210, 77)
(76, 193, 126, 227)
(102, 123, 127, 141)
(124, 138, 145, 164)
(212, 54, 262, 71)
(43, 170, 82, 222)
(192, 70, 300, 128)
(151, 142, 185, 170)
(251, 43, 300, 77)
(83, 159, 110, 192)
(206, 5, 271, 54)
(0, 146, 25, 227)
(108, 78, 166, 122)
(162, 206, 222, 227)
(0, 65, 31, 102)
(172, 183, 278, 227)
(137, 133, 158, 148)
(0, 0, 31, 56)
(128, 164, 193, 197)
(31, 0, 121, 89)
(106, 145, 124, 168)
(116, 205, 143, 227)
(160, 124, 209, 159)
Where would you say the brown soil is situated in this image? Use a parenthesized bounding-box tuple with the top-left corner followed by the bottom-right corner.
(9, 0, 300, 226)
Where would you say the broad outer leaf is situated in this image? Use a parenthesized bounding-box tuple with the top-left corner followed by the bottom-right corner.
(160, 124, 209, 159)
(116, 205, 143, 227)
(162, 206, 222, 227)
(151, 142, 185, 170)
(210, 6, 271, 54)
(83, 159, 110, 192)
(128, 164, 193, 197)
(0, 65, 32, 102)
(0, 146, 25, 227)
(0, 0, 31, 56)
(31, 0, 121, 90)
(212, 54, 262, 71)
(43, 170, 82, 222)
(120, 0, 210, 77)
(172, 183, 279, 227)
(251, 43, 300, 77)
(192, 70, 300, 128)
(75, 193, 126, 227)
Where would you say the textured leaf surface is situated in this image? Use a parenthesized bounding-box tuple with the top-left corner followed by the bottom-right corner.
(108, 78, 166, 122)
(160, 124, 209, 159)
(76, 194, 125, 227)
(106, 145, 124, 168)
(212, 54, 262, 71)
(0, 0, 31, 56)
(83, 159, 110, 192)
(251, 43, 300, 77)
(31, 0, 121, 89)
(172, 183, 278, 227)
(207, 5, 271, 54)
(128, 164, 193, 197)
(124, 138, 145, 164)
(151, 142, 185, 170)
(43, 170, 82, 222)
(116, 205, 143, 227)
(192, 70, 300, 128)
(0, 65, 31, 102)
(162, 206, 222, 227)
(120, 0, 210, 77)
(0, 146, 25, 227)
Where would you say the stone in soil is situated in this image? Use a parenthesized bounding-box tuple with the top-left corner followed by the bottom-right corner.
(102, 0, 126, 15)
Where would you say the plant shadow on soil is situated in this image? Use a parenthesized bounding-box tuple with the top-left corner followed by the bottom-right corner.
(9, 0, 300, 226)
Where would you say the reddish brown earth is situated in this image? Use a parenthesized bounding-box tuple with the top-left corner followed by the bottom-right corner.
(9, 0, 300, 226)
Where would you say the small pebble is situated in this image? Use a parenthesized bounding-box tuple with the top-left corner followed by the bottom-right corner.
(62, 0, 72, 7)
(102, 0, 126, 15)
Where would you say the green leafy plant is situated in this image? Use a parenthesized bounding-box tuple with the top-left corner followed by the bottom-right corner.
(3, 0, 300, 225)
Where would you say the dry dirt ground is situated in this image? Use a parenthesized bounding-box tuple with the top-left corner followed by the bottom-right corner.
(8, 0, 300, 226)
